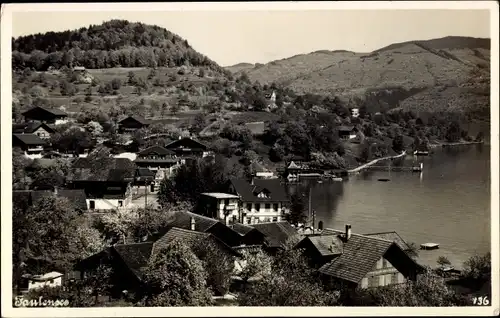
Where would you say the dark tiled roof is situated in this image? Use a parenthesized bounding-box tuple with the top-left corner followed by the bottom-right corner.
(166, 211, 219, 233)
(113, 242, 154, 280)
(120, 115, 151, 125)
(165, 137, 208, 151)
(13, 122, 54, 134)
(137, 146, 175, 156)
(231, 223, 257, 236)
(251, 222, 298, 248)
(318, 230, 394, 284)
(13, 133, 46, 146)
(230, 178, 289, 203)
(136, 168, 156, 178)
(304, 235, 344, 256)
(22, 106, 68, 116)
(364, 231, 411, 251)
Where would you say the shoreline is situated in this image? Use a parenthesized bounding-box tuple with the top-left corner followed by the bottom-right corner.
(347, 151, 407, 174)
(428, 141, 484, 148)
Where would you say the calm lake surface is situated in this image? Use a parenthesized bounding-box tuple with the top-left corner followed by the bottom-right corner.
(288, 144, 491, 269)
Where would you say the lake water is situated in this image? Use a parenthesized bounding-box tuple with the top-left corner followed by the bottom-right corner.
(288, 144, 491, 270)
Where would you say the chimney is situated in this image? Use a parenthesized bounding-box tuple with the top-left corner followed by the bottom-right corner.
(345, 224, 352, 240)
(190, 217, 196, 231)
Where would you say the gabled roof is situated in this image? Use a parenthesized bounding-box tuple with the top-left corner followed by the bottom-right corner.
(119, 115, 151, 125)
(287, 161, 301, 169)
(13, 133, 46, 146)
(166, 211, 220, 233)
(155, 227, 240, 257)
(12, 122, 55, 134)
(137, 146, 175, 156)
(364, 231, 411, 251)
(230, 178, 289, 203)
(113, 242, 154, 280)
(22, 106, 68, 117)
(165, 137, 208, 151)
(301, 235, 344, 256)
(251, 221, 298, 249)
(231, 223, 259, 236)
(317, 229, 419, 284)
(135, 168, 156, 179)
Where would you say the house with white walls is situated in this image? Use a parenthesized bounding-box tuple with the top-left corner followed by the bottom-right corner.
(66, 157, 136, 211)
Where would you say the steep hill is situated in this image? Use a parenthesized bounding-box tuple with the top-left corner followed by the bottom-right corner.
(227, 36, 490, 117)
(12, 19, 228, 76)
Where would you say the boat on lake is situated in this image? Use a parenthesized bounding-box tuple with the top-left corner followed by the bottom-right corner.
(420, 242, 440, 250)
(414, 150, 430, 156)
(378, 178, 390, 182)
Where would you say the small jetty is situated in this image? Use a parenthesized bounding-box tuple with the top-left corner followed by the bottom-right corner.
(420, 242, 440, 250)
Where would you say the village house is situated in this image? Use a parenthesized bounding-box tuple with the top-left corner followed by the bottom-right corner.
(133, 145, 179, 183)
(154, 211, 243, 247)
(22, 106, 68, 125)
(164, 137, 210, 162)
(13, 189, 88, 212)
(230, 223, 266, 246)
(251, 221, 299, 253)
(250, 161, 276, 179)
(228, 178, 290, 224)
(300, 225, 424, 290)
(198, 193, 241, 225)
(66, 157, 136, 211)
(19, 272, 64, 292)
(337, 126, 358, 140)
(13, 134, 47, 159)
(118, 115, 151, 133)
(133, 168, 156, 193)
(76, 227, 240, 298)
(351, 107, 360, 118)
(12, 121, 55, 139)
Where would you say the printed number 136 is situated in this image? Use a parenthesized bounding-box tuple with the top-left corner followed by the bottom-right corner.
(472, 296, 489, 306)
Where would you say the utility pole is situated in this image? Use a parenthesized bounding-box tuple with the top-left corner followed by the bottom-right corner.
(312, 209, 316, 234)
(144, 181, 148, 208)
(308, 186, 312, 227)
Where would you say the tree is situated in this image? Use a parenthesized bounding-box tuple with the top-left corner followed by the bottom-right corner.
(127, 71, 137, 85)
(141, 241, 214, 306)
(286, 193, 307, 226)
(392, 134, 405, 153)
(111, 78, 122, 91)
(462, 252, 491, 284)
(445, 121, 462, 142)
(192, 240, 235, 296)
(170, 103, 180, 116)
(60, 80, 77, 96)
(437, 256, 451, 268)
(86, 121, 104, 139)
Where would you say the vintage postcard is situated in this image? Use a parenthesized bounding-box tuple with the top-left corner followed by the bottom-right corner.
(1, 1, 498, 317)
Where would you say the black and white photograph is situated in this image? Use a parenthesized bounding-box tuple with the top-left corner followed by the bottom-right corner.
(1, 1, 498, 316)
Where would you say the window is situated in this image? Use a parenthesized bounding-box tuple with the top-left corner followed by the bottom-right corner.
(273, 204, 279, 211)
(89, 200, 95, 210)
(246, 217, 252, 224)
(118, 201, 123, 207)
(265, 203, 271, 210)
(368, 275, 378, 288)
(272, 217, 278, 222)
(255, 204, 261, 212)
(390, 273, 398, 285)
(49, 279, 54, 284)
(246, 203, 252, 211)
(224, 199, 230, 205)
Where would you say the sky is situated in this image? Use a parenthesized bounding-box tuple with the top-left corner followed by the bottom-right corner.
(11, 8, 491, 66)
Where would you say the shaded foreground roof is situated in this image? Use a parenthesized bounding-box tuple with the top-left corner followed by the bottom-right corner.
(364, 231, 411, 251)
(13, 133, 46, 146)
(305, 235, 344, 256)
(251, 222, 298, 248)
(113, 242, 154, 280)
(231, 223, 258, 236)
(317, 229, 423, 284)
(166, 211, 220, 233)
